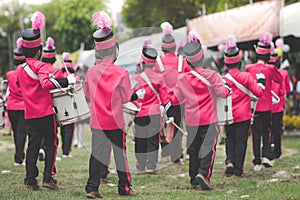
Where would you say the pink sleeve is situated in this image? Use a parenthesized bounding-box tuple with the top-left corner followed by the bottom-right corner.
(38, 63, 57, 90)
(270, 66, 282, 84)
(211, 72, 230, 98)
(119, 72, 133, 103)
(84, 72, 90, 100)
(245, 74, 263, 98)
(157, 79, 171, 106)
(284, 71, 291, 94)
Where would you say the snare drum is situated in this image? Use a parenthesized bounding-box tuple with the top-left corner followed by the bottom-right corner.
(122, 101, 141, 132)
(51, 84, 90, 126)
(217, 95, 233, 125)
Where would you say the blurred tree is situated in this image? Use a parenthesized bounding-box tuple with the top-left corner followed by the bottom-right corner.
(122, 0, 299, 29)
(33, 0, 107, 53)
(0, 0, 28, 73)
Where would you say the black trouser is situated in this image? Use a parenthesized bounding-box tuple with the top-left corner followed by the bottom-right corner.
(60, 123, 74, 155)
(85, 128, 131, 195)
(251, 111, 272, 165)
(225, 120, 250, 175)
(134, 114, 160, 170)
(186, 124, 218, 186)
(24, 114, 58, 185)
(270, 112, 283, 160)
(160, 105, 183, 161)
(7, 110, 27, 164)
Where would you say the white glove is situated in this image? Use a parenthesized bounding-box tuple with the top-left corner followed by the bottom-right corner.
(256, 73, 266, 90)
(67, 74, 76, 85)
(166, 117, 174, 124)
(136, 89, 146, 99)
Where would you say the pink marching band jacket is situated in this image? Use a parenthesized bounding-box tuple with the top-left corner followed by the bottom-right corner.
(17, 58, 59, 119)
(172, 67, 230, 126)
(246, 63, 282, 112)
(84, 58, 133, 130)
(6, 69, 25, 111)
(272, 69, 291, 113)
(223, 68, 264, 123)
(153, 52, 191, 105)
(132, 68, 171, 117)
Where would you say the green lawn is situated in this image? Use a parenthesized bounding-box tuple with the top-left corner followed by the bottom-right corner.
(0, 125, 300, 200)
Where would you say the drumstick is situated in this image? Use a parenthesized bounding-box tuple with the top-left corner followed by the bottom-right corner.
(61, 60, 70, 75)
(171, 122, 188, 136)
(52, 68, 61, 75)
(165, 118, 187, 136)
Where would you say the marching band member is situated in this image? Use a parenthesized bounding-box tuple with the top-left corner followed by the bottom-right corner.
(172, 30, 231, 190)
(84, 11, 141, 198)
(6, 38, 27, 166)
(57, 52, 76, 158)
(17, 11, 77, 190)
(268, 42, 291, 161)
(39, 36, 60, 162)
(222, 34, 264, 177)
(154, 22, 190, 164)
(246, 32, 282, 171)
(132, 40, 171, 173)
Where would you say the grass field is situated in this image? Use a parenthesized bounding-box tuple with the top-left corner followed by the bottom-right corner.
(0, 125, 300, 200)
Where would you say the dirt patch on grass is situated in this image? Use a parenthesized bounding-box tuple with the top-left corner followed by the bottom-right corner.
(0, 141, 14, 152)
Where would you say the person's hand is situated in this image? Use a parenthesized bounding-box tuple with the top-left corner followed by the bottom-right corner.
(166, 117, 174, 124)
(67, 74, 76, 85)
(256, 73, 266, 90)
(223, 79, 232, 94)
(136, 89, 146, 99)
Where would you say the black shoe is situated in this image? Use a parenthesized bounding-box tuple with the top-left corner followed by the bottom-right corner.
(195, 174, 213, 190)
(42, 178, 58, 190)
(25, 184, 40, 191)
(86, 190, 103, 198)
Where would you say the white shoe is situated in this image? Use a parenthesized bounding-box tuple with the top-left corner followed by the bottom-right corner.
(262, 157, 273, 168)
(14, 162, 24, 166)
(254, 164, 262, 171)
(56, 156, 61, 161)
(62, 154, 73, 158)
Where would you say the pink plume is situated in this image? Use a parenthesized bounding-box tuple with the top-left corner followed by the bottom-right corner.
(177, 41, 184, 48)
(225, 34, 237, 50)
(143, 38, 151, 47)
(259, 32, 273, 45)
(188, 30, 201, 43)
(275, 38, 284, 48)
(160, 22, 173, 35)
(270, 42, 275, 54)
(62, 52, 71, 61)
(46, 37, 55, 48)
(16, 38, 22, 49)
(31, 11, 46, 30)
(92, 11, 112, 29)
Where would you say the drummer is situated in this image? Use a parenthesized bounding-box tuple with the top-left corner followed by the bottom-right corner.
(222, 34, 264, 177)
(56, 52, 77, 158)
(132, 39, 171, 173)
(171, 30, 231, 190)
(245, 32, 282, 171)
(154, 22, 191, 164)
(17, 11, 77, 190)
(6, 38, 27, 166)
(84, 11, 143, 198)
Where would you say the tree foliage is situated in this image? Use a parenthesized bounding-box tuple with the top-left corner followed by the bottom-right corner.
(122, 0, 300, 29)
(32, 0, 107, 53)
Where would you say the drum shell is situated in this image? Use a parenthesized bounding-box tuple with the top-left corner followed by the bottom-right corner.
(217, 95, 233, 125)
(51, 84, 90, 126)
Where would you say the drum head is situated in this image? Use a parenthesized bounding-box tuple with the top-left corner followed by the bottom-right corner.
(163, 122, 174, 143)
